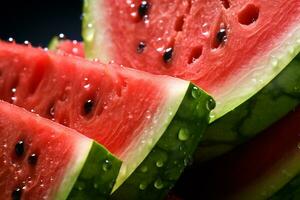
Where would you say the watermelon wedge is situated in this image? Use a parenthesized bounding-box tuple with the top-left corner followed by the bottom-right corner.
(175, 105, 300, 200)
(0, 100, 121, 199)
(196, 55, 300, 162)
(48, 37, 85, 57)
(83, 0, 300, 121)
(0, 41, 213, 199)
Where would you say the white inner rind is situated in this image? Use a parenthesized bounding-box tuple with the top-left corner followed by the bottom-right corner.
(83, 0, 112, 62)
(112, 79, 190, 192)
(53, 137, 93, 200)
(210, 24, 300, 122)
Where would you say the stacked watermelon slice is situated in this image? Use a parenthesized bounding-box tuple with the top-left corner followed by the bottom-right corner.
(1, 0, 300, 199)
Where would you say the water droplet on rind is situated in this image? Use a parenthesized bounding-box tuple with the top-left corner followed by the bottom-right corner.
(154, 179, 164, 189)
(178, 128, 190, 141)
(191, 86, 202, 99)
(85, 23, 95, 42)
(102, 160, 112, 171)
(156, 160, 164, 168)
(140, 166, 148, 173)
(139, 183, 147, 190)
(206, 98, 216, 110)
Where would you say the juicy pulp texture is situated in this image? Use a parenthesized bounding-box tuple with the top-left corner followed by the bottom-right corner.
(0, 101, 119, 200)
(175, 105, 300, 200)
(84, 0, 300, 120)
(0, 41, 212, 195)
(49, 38, 85, 57)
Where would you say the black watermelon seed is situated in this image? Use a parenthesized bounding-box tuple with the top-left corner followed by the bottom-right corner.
(138, 1, 150, 18)
(137, 42, 146, 53)
(28, 153, 38, 165)
(163, 48, 173, 63)
(84, 100, 94, 115)
(15, 141, 24, 157)
(12, 188, 22, 200)
(216, 28, 227, 44)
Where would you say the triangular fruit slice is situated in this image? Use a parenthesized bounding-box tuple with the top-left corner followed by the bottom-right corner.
(175, 105, 300, 199)
(0, 100, 121, 199)
(83, 0, 300, 120)
(0, 41, 213, 199)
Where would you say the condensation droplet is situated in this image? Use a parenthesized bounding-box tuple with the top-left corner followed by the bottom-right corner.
(102, 160, 112, 171)
(178, 128, 190, 141)
(140, 166, 148, 173)
(145, 110, 152, 119)
(156, 160, 164, 168)
(139, 183, 147, 190)
(191, 86, 202, 99)
(154, 179, 164, 189)
(206, 98, 216, 111)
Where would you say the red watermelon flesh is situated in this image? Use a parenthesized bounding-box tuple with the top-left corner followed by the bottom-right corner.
(0, 41, 212, 192)
(175, 105, 300, 199)
(0, 100, 120, 200)
(49, 38, 85, 57)
(84, 0, 300, 120)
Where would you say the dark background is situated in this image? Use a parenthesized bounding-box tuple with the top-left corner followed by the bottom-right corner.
(0, 0, 83, 47)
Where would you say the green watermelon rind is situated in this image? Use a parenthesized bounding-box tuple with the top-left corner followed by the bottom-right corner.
(82, 0, 110, 62)
(111, 84, 212, 200)
(271, 173, 300, 200)
(48, 37, 60, 51)
(210, 25, 300, 121)
(65, 141, 122, 200)
(195, 55, 300, 163)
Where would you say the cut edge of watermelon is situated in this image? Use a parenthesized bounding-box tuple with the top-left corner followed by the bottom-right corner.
(83, 0, 300, 123)
(54, 137, 93, 199)
(0, 100, 122, 199)
(111, 83, 213, 199)
(112, 78, 190, 192)
(82, 0, 112, 62)
(210, 24, 300, 122)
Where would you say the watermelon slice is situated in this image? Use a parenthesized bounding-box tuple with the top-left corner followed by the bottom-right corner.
(0, 100, 121, 199)
(48, 37, 85, 57)
(83, 0, 300, 121)
(196, 55, 300, 162)
(0, 41, 213, 198)
(175, 105, 300, 199)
